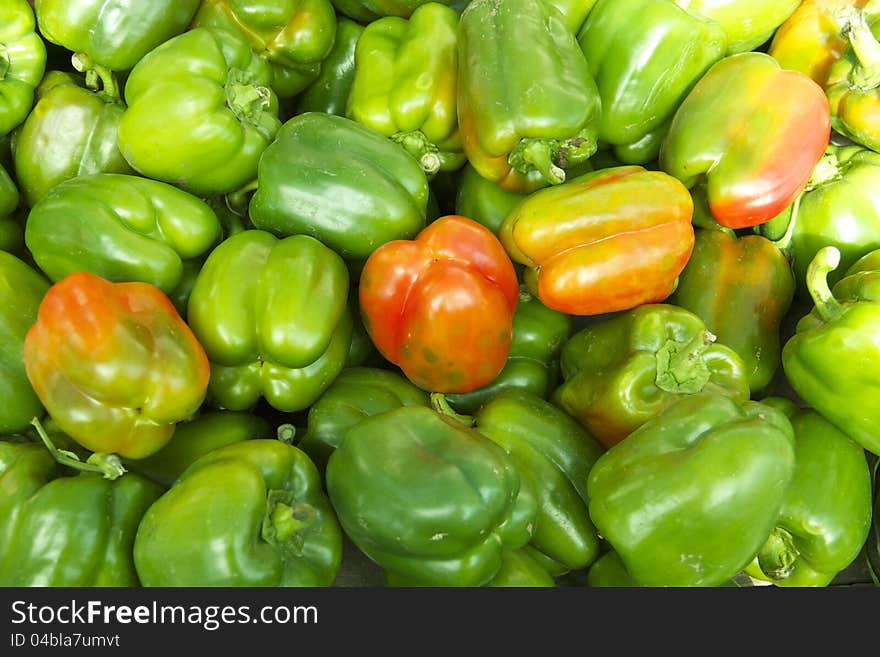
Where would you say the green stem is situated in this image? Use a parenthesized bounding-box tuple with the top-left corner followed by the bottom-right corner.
(511, 139, 566, 184)
(391, 130, 442, 177)
(277, 423, 296, 445)
(71, 52, 119, 99)
(846, 10, 880, 90)
(261, 490, 316, 557)
(430, 393, 475, 427)
(806, 246, 843, 322)
(757, 527, 800, 581)
(29, 417, 126, 480)
(655, 330, 716, 394)
(226, 178, 259, 215)
(225, 68, 276, 139)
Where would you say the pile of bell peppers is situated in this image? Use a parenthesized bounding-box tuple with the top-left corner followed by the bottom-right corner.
(2, 0, 880, 589)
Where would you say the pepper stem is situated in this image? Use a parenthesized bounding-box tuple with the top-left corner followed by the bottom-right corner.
(508, 130, 598, 186)
(391, 130, 442, 177)
(261, 490, 316, 557)
(430, 393, 475, 427)
(277, 423, 296, 445)
(806, 246, 843, 322)
(225, 68, 277, 140)
(71, 52, 119, 99)
(846, 10, 880, 90)
(757, 527, 800, 581)
(655, 330, 716, 394)
(29, 417, 126, 480)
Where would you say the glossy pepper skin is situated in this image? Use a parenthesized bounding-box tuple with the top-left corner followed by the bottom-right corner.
(34, 0, 200, 72)
(0, 0, 46, 137)
(669, 229, 795, 394)
(454, 164, 528, 235)
(554, 303, 750, 448)
(190, 0, 337, 99)
(769, 0, 870, 85)
(359, 215, 519, 394)
(758, 143, 880, 299)
(25, 173, 222, 299)
(297, 367, 429, 473)
(127, 411, 274, 488)
(826, 7, 880, 152)
(249, 113, 429, 263)
(457, 0, 602, 193)
(135, 439, 342, 586)
(546, 0, 599, 33)
(485, 549, 556, 587)
(295, 18, 364, 116)
(588, 393, 796, 587)
(577, 0, 727, 165)
(0, 252, 49, 434)
(444, 288, 573, 415)
(24, 272, 210, 460)
(783, 246, 880, 455)
(117, 27, 281, 196)
(744, 397, 872, 587)
(659, 52, 831, 229)
(326, 405, 537, 587)
(331, 0, 449, 23)
(0, 441, 163, 586)
(346, 3, 463, 177)
(187, 230, 353, 414)
(12, 70, 132, 208)
(672, 0, 801, 55)
(500, 166, 695, 317)
(464, 389, 606, 575)
(0, 163, 21, 253)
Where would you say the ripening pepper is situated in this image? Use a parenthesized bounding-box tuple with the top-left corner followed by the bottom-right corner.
(0, 251, 49, 434)
(671, 0, 801, 55)
(359, 215, 519, 394)
(554, 303, 750, 448)
(134, 439, 343, 586)
(768, 0, 870, 85)
(187, 230, 353, 414)
(12, 70, 133, 208)
(577, 0, 727, 165)
(296, 367, 429, 473)
(325, 405, 537, 586)
(331, 0, 449, 23)
(23, 272, 211, 460)
(443, 287, 573, 415)
(346, 3, 464, 176)
(295, 18, 364, 116)
(669, 229, 795, 394)
(0, 163, 21, 253)
(117, 27, 281, 196)
(457, 0, 602, 193)
(249, 112, 429, 262)
(34, 0, 200, 72)
(588, 393, 796, 587)
(0, 440, 163, 586)
(757, 143, 880, 299)
(744, 397, 873, 587)
(0, 0, 46, 137)
(783, 246, 880, 455)
(826, 5, 880, 152)
(499, 166, 695, 316)
(25, 173, 222, 303)
(190, 0, 337, 98)
(659, 52, 831, 229)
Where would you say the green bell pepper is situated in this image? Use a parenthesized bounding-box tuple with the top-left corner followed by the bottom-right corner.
(331, 0, 448, 23)
(443, 287, 573, 415)
(248, 112, 429, 262)
(485, 549, 556, 587)
(346, 2, 464, 176)
(744, 397, 873, 587)
(187, 229, 353, 414)
(34, 0, 200, 72)
(869, 455, 879, 585)
(12, 69, 132, 208)
(0, 439, 162, 586)
(117, 27, 281, 196)
(127, 410, 275, 488)
(782, 246, 880, 456)
(577, 0, 727, 165)
(669, 229, 795, 394)
(588, 393, 796, 587)
(454, 164, 528, 235)
(0, 162, 21, 253)
(295, 18, 364, 116)
(190, 0, 337, 99)
(326, 405, 537, 586)
(586, 551, 639, 587)
(457, 0, 601, 193)
(553, 303, 750, 448)
(452, 389, 606, 575)
(297, 366, 429, 473)
(758, 143, 880, 299)
(25, 173, 223, 304)
(0, 251, 49, 434)
(672, 0, 801, 55)
(0, 0, 46, 137)
(134, 439, 343, 586)
(546, 0, 599, 34)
